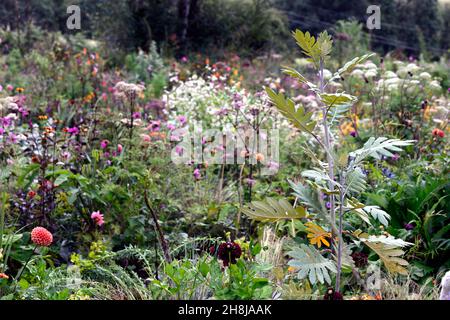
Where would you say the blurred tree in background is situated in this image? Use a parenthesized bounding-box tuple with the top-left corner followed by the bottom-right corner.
(0, 0, 448, 59)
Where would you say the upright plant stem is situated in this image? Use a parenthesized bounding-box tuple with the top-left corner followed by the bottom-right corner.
(335, 175, 345, 291)
(318, 58, 342, 291)
(318, 59, 336, 237)
(144, 189, 172, 263)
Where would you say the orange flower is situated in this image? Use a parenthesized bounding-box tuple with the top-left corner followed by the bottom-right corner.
(305, 222, 331, 248)
(0, 273, 9, 280)
(255, 153, 265, 162)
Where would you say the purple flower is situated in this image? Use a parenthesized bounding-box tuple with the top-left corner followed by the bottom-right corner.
(404, 223, 415, 231)
(0, 117, 12, 127)
(350, 131, 357, 137)
(177, 115, 187, 126)
(193, 168, 201, 180)
(382, 167, 395, 178)
(132, 112, 141, 119)
(148, 120, 160, 132)
(175, 145, 184, 156)
(100, 140, 109, 149)
(7, 132, 18, 143)
(326, 202, 331, 209)
(67, 127, 79, 135)
(167, 123, 176, 131)
(0, 128, 4, 135)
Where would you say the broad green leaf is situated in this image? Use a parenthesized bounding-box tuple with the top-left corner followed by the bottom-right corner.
(288, 244, 336, 285)
(319, 92, 357, 107)
(242, 197, 306, 222)
(358, 234, 412, 275)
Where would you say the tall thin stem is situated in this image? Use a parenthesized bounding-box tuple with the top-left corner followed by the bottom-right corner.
(318, 59, 336, 238)
(335, 175, 345, 291)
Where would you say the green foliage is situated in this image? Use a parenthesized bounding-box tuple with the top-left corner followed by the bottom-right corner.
(287, 244, 336, 285)
(242, 198, 306, 222)
(265, 87, 317, 134)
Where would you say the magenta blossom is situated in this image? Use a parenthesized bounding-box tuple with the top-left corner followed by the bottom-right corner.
(67, 127, 79, 135)
(100, 140, 109, 149)
(193, 168, 201, 180)
(91, 211, 104, 226)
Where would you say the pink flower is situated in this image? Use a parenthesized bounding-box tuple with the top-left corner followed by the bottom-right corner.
(141, 134, 151, 143)
(91, 211, 104, 226)
(0, 84, 3, 92)
(167, 123, 176, 131)
(177, 115, 187, 125)
(100, 140, 109, 149)
(67, 127, 79, 135)
(175, 145, 184, 156)
(101, 93, 108, 101)
(193, 168, 201, 180)
(181, 56, 188, 63)
(6, 84, 13, 91)
(117, 144, 123, 154)
(7, 132, 18, 143)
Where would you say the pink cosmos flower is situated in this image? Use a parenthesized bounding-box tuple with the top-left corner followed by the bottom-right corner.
(91, 211, 104, 226)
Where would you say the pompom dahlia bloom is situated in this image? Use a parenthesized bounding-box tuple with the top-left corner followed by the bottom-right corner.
(91, 211, 104, 226)
(31, 227, 53, 247)
(210, 241, 242, 267)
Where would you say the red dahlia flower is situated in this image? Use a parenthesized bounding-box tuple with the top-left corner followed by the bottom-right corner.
(31, 227, 53, 247)
(432, 128, 445, 138)
(214, 241, 242, 267)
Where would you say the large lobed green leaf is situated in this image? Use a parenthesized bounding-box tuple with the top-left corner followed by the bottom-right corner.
(242, 197, 306, 222)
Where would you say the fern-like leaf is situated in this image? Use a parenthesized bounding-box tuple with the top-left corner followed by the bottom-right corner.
(287, 244, 337, 285)
(265, 87, 316, 133)
(346, 167, 367, 194)
(357, 234, 412, 275)
(350, 137, 414, 164)
(330, 53, 375, 82)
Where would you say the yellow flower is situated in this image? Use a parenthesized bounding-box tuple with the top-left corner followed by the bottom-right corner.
(305, 222, 331, 248)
